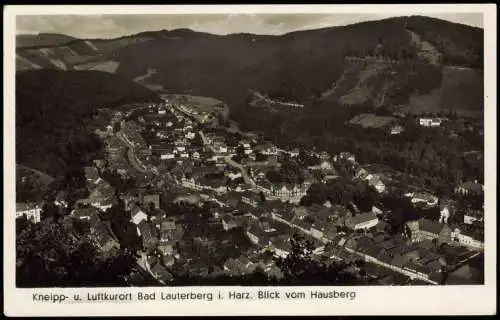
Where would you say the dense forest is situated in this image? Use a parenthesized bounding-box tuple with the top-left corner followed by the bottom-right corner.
(16, 216, 136, 287)
(16, 70, 160, 179)
(405, 16, 483, 69)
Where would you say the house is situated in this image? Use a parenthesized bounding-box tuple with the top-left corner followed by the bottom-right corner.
(334, 152, 356, 163)
(390, 125, 404, 135)
(71, 206, 100, 225)
(405, 218, 452, 244)
(270, 236, 292, 258)
(289, 148, 300, 158)
(88, 181, 116, 211)
(402, 261, 433, 280)
(150, 262, 173, 284)
(84, 166, 102, 184)
(454, 180, 483, 196)
(463, 209, 484, 225)
(345, 212, 379, 231)
(159, 219, 177, 242)
(293, 219, 313, 234)
(221, 214, 240, 231)
(142, 193, 160, 209)
(90, 221, 120, 254)
(312, 160, 334, 171)
(254, 143, 278, 156)
(368, 176, 386, 193)
(241, 191, 261, 207)
(137, 221, 159, 252)
(131, 206, 148, 225)
(160, 152, 175, 160)
(407, 192, 439, 207)
(419, 118, 442, 127)
(223, 258, 250, 276)
(16, 203, 42, 224)
(246, 224, 270, 246)
(451, 228, 484, 250)
(310, 224, 324, 240)
(150, 208, 167, 225)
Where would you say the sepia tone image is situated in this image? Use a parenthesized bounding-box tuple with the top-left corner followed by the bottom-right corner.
(15, 12, 485, 288)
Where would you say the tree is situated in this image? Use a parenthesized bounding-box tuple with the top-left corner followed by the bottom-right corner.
(16, 217, 135, 287)
(275, 233, 315, 280)
(275, 233, 361, 285)
(113, 121, 121, 133)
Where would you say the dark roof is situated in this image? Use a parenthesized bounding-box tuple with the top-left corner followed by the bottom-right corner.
(84, 166, 100, 181)
(458, 181, 483, 193)
(293, 219, 312, 230)
(72, 206, 99, 220)
(346, 212, 378, 227)
(403, 261, 432, 275)
(151, 262, 173, 282)
(247, 224, 267, 238)
(91, 221, 118, 248)
(418, 219, 447, 235)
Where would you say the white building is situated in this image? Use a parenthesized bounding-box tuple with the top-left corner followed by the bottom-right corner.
(451, 228, 484, 250)
(419, 118, 442, 127)
(16, 203, 42, 224)
(131, 208, 148, 225)
(160, 153, 175, 160)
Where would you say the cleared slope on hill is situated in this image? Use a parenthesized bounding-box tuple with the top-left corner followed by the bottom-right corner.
(402, 66, 483, 117)
(15, 35, 155, 71)
(16, 70, 160, 176)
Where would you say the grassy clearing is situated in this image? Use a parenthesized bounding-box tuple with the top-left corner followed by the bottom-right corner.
(170, 94, 224, 112)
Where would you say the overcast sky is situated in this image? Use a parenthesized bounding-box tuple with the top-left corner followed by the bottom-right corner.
(16, 13, 483, 39)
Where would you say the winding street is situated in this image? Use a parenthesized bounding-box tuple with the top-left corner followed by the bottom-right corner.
(223, 155, 255, 186)
(116, 130, 149, 174)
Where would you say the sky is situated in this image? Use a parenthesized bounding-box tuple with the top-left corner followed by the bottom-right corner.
(16, 13, 484, 39)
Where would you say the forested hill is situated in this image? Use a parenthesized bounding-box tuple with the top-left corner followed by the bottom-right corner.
(15, 16, 484, 177)
(109, 17, 483, 109)
(16, 70, 160, 177)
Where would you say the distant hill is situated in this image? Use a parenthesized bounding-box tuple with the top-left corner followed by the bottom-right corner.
(16, 70, 160, 177)
(15, 16, 484, 151)
(16, 33, 155, 71)
(16, 33, 78, 48)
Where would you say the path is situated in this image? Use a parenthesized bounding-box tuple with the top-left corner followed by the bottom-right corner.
(223, 156, 255, 186)
(116, 130, 149, 174)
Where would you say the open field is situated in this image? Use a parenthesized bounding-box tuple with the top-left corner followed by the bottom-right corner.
(170, 94, 224, 113)
(348, 113, 397, 128)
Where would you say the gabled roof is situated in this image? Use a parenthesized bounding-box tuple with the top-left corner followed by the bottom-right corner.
(458, 181, 483, 193)
(418, 219, 447, 235)
(346, 212, 378, 226)
(16, 202, 41, 212)
(72, 206, 99, 220)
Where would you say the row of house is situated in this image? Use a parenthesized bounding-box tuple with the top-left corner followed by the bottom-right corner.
(405, 218, 484, 250)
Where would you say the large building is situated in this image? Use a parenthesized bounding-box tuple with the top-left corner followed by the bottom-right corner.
(405, 218, 452, 244)
(16, 203, 42, 224)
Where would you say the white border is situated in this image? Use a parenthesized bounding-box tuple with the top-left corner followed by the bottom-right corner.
(3, 4, 497, 317)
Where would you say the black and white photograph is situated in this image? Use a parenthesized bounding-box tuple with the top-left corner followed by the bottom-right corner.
(3, 4, 496, 317)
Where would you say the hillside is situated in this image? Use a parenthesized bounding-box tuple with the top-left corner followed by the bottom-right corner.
(16, 70, 160, 177)
(16, 34, 155, 71)
(110, 16, 482, 117)
(15, 16, 484, 142)
(16, 33, 77, 48)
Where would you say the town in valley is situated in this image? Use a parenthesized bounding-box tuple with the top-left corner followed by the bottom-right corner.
(15, 14, 485, 288)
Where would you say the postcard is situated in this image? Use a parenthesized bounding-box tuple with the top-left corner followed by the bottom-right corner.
(3, 4, 497, 316)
